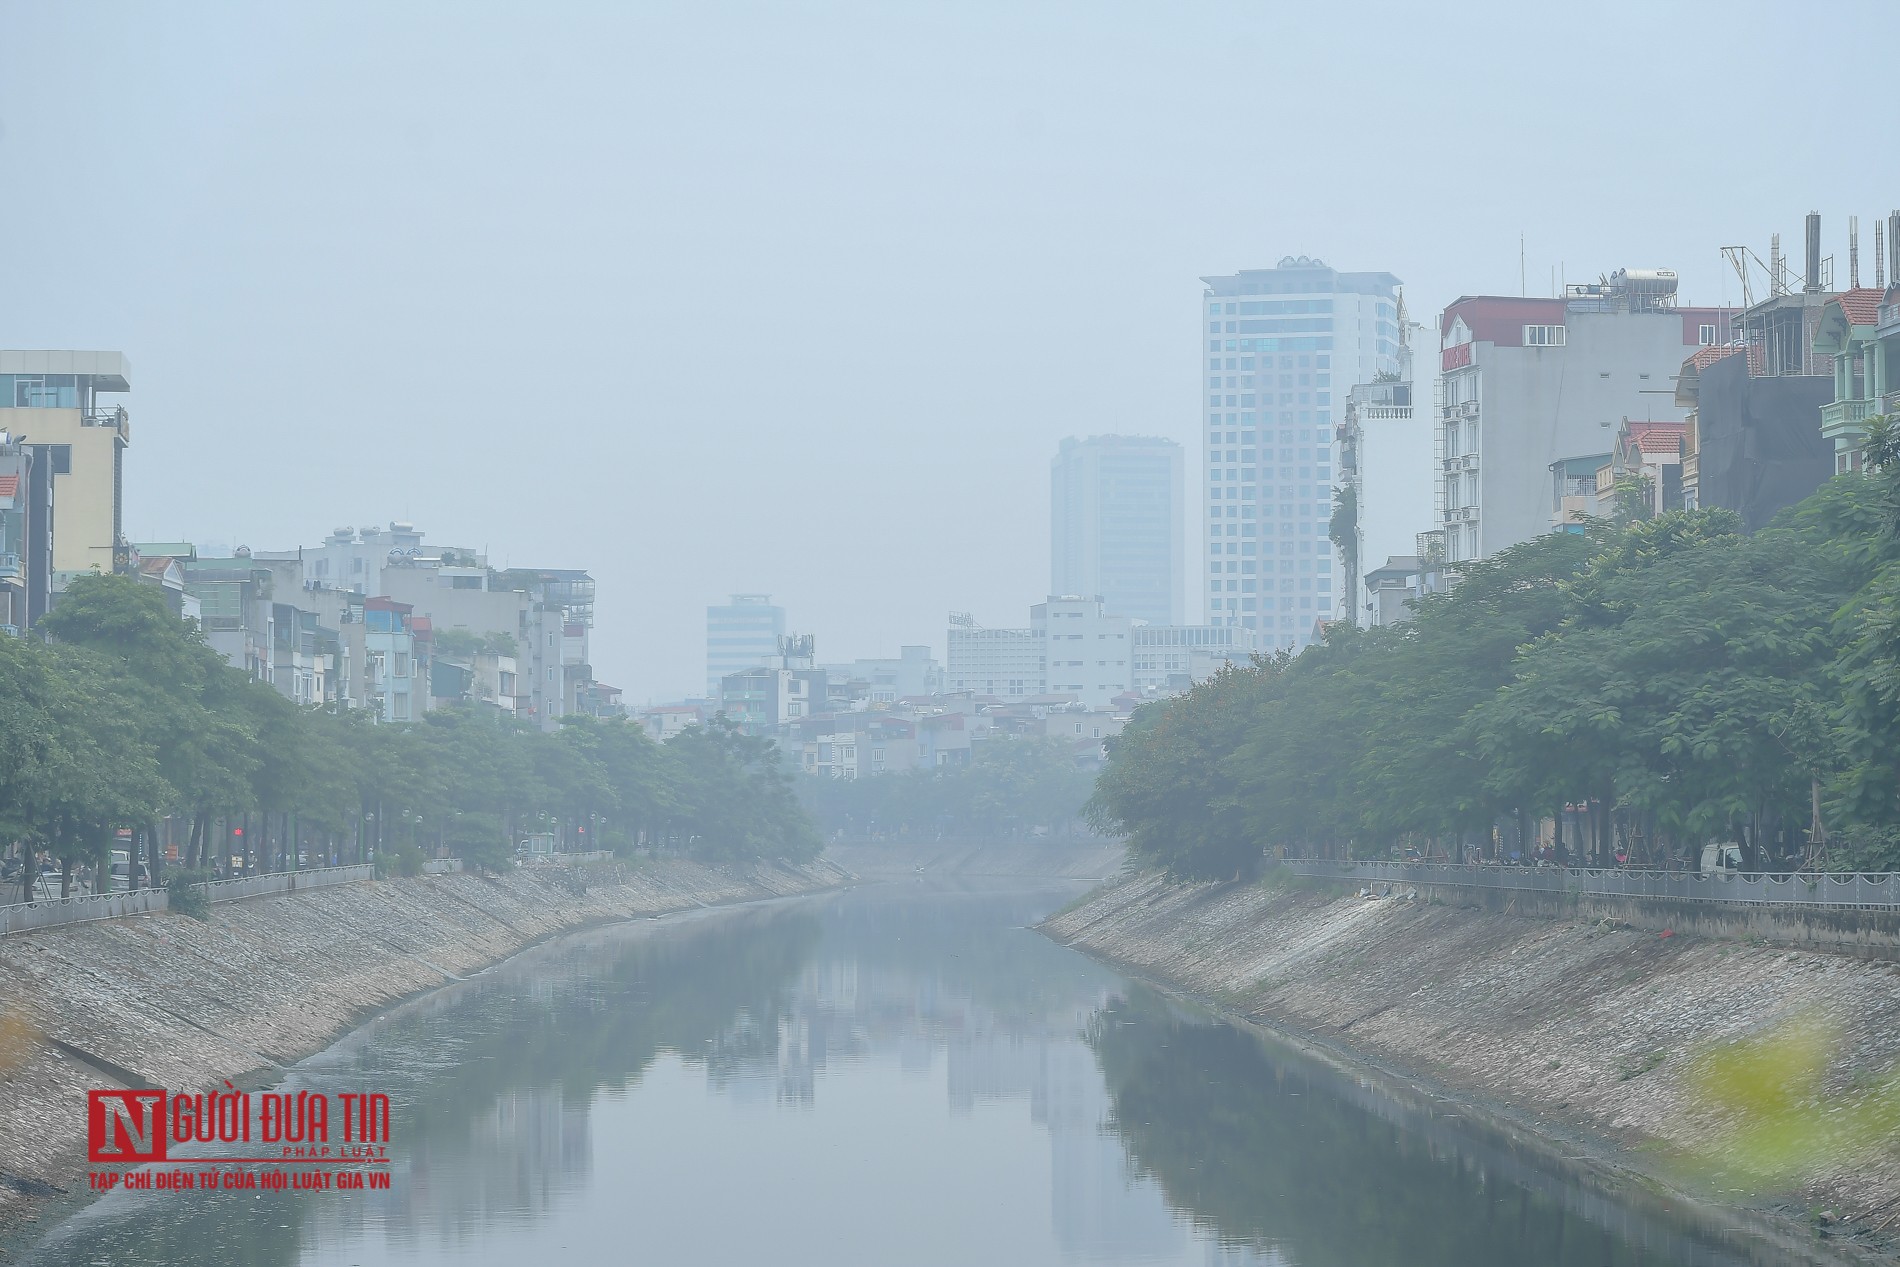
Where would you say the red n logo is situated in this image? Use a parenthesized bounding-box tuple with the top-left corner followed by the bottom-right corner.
(88, 1090, 168, 1163)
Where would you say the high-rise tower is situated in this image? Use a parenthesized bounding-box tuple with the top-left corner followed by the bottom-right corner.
(1200, 259, 1400, 650)
(1050, 434, 1183, 626)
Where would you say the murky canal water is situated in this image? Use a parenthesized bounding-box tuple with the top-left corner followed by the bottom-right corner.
(26, 881, 1829, 1266)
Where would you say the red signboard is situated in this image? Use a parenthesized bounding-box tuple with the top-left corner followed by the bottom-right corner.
(1442, 342, 1473, 371)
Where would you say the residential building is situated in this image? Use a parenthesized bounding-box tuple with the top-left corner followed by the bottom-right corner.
(1813, 287, 1899, 473)
(256, 524, 597, 731)
(636, 702, 708, 742)
(1338, 300, 1435, 626)
(1130, 623, 1260, 693)
(181, 551, 277, 682)
(362, 598, 422, 723)
(707, 593, 785, 697)
(797, 713, 922, 780)
(1050, 435, 1184, 626)
(431, 642, 522, 716)
(1364, 556, 1425, 627)
(1548, 456, 1611, 531)
(821, 646, 943, 706)
(0, 436, 49, 634)
(1596, 419, 1689, 517)
(1201, 258, 1402, 650)
(270, 602, 341, 706)
(946, 614, 1045, 697)
(0, 351, 132, 584)
(1033, 595, 1131, 708)
(719, 665, 827, 735)
(1436, 270, 1730, 564)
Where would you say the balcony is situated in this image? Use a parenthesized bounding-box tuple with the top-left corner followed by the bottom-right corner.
(0, 552, 20, 582)
(1821, 397, 1878, 441)
(82, 406, 131, 440)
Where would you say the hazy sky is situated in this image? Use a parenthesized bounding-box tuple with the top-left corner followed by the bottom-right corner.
(3, 1, 1894, 699)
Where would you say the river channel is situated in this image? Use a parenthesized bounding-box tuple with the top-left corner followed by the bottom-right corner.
(25, 879, 1836, 1266)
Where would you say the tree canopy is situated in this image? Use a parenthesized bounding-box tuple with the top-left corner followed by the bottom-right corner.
(1, 576, 819, 898)
(1090, 441, 1900, 878)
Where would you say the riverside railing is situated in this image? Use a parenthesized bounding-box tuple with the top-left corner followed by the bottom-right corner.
(194, 863, 378, 904)
(1283, 859, 1900, 910)
(0, 863, 381, 935)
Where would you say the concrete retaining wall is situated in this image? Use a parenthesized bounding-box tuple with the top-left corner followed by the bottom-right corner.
(1046, 870, 1900, 1238)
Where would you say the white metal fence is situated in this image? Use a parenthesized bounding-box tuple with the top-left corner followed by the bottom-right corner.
(193, 863, 378, 904)
(0, 888, 172, 934)
(0, 863, 380, 935)
(1284, 859, 1900, 909)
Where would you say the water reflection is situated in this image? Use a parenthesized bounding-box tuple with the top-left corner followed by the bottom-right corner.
(1087, 991, 1806, 1267)
(24, 882, 1843, 1267)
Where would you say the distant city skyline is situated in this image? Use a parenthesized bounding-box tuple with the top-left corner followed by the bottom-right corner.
(3, 3, 1889, 698)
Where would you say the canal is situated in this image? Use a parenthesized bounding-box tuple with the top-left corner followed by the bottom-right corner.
(26, 880, 1832, 1265)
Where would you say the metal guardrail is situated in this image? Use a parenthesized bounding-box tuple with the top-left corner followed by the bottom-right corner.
(1284, 860, 1900, 909)
(0, 888, 171, 934)
(195, 863, 377, 903)
(421, 858, 464, 874)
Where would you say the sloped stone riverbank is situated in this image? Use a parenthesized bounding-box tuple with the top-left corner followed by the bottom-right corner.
(1045, 870, 1900, 1262)
(0, 856, 850, 1250)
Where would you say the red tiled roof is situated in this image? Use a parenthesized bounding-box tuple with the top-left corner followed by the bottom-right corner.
(1688, 344, 1741, 370)
(1626, 422, 1688, 454)
(0, 475, 16, 498)
(1836, 287, 1885, 327)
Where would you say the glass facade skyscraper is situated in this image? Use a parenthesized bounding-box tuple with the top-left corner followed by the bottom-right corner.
(1050, 434, 1183, 626)
(1200, 257, 1401, 650)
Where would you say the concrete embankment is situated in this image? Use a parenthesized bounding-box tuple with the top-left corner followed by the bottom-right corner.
(824, 839, 1125, 880)
(1046, 869, 1900, 1255)
(0, 856, 848, 1246)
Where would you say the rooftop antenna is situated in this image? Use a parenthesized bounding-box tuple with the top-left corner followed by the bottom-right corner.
(1850, 215, 1861, 288)
(1519, 234, 1526, 297)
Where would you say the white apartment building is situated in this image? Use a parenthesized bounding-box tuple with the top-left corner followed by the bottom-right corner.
(1033, 595, 1131, 708)
(1201, 258, 1402, 651)
(706, 593, 785, 698)
(1130, 623, 1261, 693)
(1051, 435, 1184, 626)
(945, 617, 1044, 698)
(1435, 272, 1730, 564)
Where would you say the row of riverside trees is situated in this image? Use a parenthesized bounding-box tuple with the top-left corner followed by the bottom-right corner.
(0, 575, 819, 900)
(1088, 421, 1900, 880)
(797, 736, 1099, 840)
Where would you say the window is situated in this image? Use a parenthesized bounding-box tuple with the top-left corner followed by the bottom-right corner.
(1699, 324, 1716, 345)
(1524, 325, 1566, 347)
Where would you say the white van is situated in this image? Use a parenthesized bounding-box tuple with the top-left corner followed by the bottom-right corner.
(1700, 842, 1744, 874)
